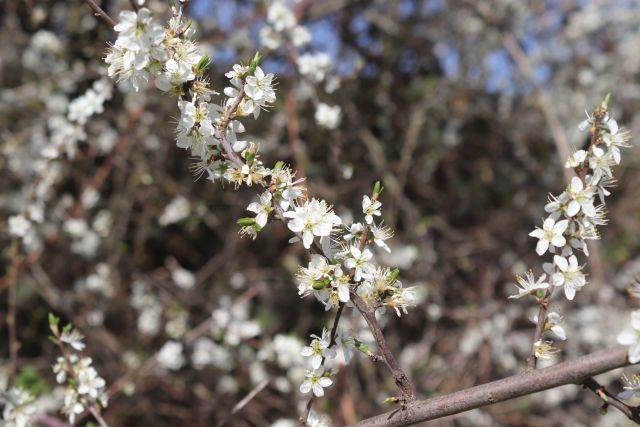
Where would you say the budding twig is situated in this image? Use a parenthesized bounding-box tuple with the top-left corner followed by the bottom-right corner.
(582, 377, 640, 424)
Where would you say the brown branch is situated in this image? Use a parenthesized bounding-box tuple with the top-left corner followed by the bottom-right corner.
(527, 286, 554, 368)
(81, 0, 117, 27)
(350, 292, 414, 401)
(354, 346, 634, 426)
(582, 377, 640, 424)
(217, 378, 271, 427)
(5, 240, 21, 384)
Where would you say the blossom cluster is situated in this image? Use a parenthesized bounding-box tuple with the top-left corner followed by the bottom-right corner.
(104, 7, 415, 408)
(510, 97, 631, 357)
(7, 77, 113, 254)
(1, 387, 37, 427)
(259, 0, 342, 130)
(49, 314, 108, 424)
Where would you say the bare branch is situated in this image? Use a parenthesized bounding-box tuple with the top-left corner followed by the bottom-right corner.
(81, 0, 117, 28)
(354, 346, 634, 426)
(217, 379, 271, 427)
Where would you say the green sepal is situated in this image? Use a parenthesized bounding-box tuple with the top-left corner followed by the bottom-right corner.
(373, 181, 383, 196)
(237, 217, 256, 226)
(312, 276, 331, 290)
(248, 52, 263, 74)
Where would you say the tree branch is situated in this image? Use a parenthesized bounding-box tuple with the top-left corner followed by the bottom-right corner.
(354, 346, 634, 426)
(81, 0, 117, 27)
(582, 377, 640, 424)
(350, 292, 414, 401)
(527, 286, 554, 368)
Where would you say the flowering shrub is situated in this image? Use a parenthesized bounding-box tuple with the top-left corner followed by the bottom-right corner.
(4, 1, 640, 426)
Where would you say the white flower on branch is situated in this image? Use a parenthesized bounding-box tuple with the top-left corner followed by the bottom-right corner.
(266, 0, 296, 31)
(344, 246, 373, 282)
(8, 215, 31, 238)
(603, 118, 632, 164)
(300, 369, 333, 397)
(60, 328, 86, 351)
(296, 255, 335, 298)
(315, 103, 341, 130)
(362, 195, 382, 225)
(618, 374, 640, 400)
(371, 223, 393, 253)
(283, 199, 342, 249)
(301, 328, 337, 369)
(105, 8, 165, 92)
(532, 340, 558, 360)
(549, 255, 586, 300)
(297, 53, 332, 83)
(247, 191, 274, 228)
(508, 271, 549, 299)
(1, 387, 37, 427)
(565, 149, 587, 168)
(617, 310, 640, 364)
(589, 146, 615, 182)
(531, 311, 566, 341)
(157, 340, 186, 371)
(529, 217, 568, 256)
(566, 176, 596, 218)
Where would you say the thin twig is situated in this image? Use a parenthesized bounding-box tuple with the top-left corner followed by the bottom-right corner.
(527, 286, 554, 369)
(582, 377, 640, 424)
(301, 303, 346, 425)
(81, 0, 117, 27)
(5, 240, 21, 384)
(350, 292, 414, 400)
(217, 379, 270, 427)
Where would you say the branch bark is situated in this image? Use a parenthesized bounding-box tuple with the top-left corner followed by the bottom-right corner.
(354, 346, 633, 426)
(81, 0, 117, 27)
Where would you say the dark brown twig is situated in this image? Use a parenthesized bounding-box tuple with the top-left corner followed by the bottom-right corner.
(527, 286, 554, 368)
(582, 377, 640, 425)
(81, 0, 117, 27)
(354, 346, 635, 426)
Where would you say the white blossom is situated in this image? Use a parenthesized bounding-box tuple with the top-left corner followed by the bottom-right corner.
(299, 369, 333, 397)
(344, 246, 373, 282)
(617, 310, 640, 364)
(297, 53, 332, 82)
(529, 217, 569, 256)
(371, 223, 393, 253)
(60, 328, 86, 351)
(247, 191, 274, 228)
(315, 103, 341, 130)
(566, 177, 596, 217)
(2, 387, 36, 427)
(283, 199, 342, 249)
(619, 374, 640, 400)
(301, 329, 337, 369)
(508, 271, 549, 299)
(8, 215, 31, 238)
(362, 196, 382, 225)
(550, 255, 586, 300)
(157, 341, 186, 371)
